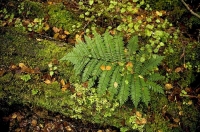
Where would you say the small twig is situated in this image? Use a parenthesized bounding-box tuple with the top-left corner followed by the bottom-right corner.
(180, 0, 200, 19)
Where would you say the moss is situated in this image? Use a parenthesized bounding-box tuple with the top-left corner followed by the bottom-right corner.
(47, 3, 82, 33)
(19, 0, 45, 19)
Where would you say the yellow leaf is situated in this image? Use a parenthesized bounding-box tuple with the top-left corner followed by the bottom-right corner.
(61, 87, 67, 92)
(138, 75, 144, 79)
(114, 82, 118, 88)
(106, 66, 111, 70)
(75, 34, 82, 42)
(126, 62, 133, 69)
(136, 111, 142, 117)
(43, 23, 50, 31)
(100, 65, 106, 70)
(59, 34, 66, 39)
(53, 33, 59, 39)
(60, 79, 65, 86)
(52, 27, 60, 33)
(44, 79, 51, 84)
(64, 30, 70, 35)
(19, 63, 26, 68)
(100, 65, 111, 71)
(165, 83, 173, 90)
(187, 100, 193, 105)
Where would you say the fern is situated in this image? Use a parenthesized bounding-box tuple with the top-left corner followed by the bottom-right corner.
(61, 31, 165, 107)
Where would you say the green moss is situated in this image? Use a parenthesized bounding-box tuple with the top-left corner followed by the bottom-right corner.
(18, 0, 45, 18)
(47, 3, 82, 33)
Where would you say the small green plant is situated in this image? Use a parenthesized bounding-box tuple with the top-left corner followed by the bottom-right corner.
(20, 74, 31, 82)
(61, 31, 165, 107)
(48, 63, 58, 77)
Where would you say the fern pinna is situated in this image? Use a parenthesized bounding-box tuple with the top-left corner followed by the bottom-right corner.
(61, 31, 164, 107)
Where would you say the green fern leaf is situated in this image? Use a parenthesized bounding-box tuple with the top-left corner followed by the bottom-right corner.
(140, 56, 164, 75)
(103, 31, 116, 61)
(82, 59, 99, 82)
(74, 58, 90, 75)
(147, 73, 165, 81)
(147, 81, 164, 94)
(61, 31, 165, 107)
(117, 74, 131, 105)
(141, 87, 150, 106)
(130, 75, 141, 107)
(113, 35, 125, 62)
(93, 32, 106, 59)
(108, 66, 122, 100)
(127, 36, 139, 54)
(98, 64, 115, 96)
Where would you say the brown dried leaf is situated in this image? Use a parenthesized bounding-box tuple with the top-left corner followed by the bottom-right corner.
(52, 27, 61, 33)
(31, 119, 37, 126)
(136, 111, 142, 118)
(175, 67, 183, 73)
(0, 69, 6, 76)
(11, 113, 17, 119)
(173, 118, 180, 123)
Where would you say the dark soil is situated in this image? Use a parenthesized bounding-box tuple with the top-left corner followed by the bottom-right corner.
(0, 100, 120, 132)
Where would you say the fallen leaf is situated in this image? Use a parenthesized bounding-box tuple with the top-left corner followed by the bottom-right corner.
(60, 79, 65, 86)
(126, 62, 133, 68)
(136, 111, 142, 117)
(187, 100, 193, 105)
(44, 79, 51, 84)
(138, 75, 144, 79)
(53, 33, 59, 39)
(19, 63, 34, 73)
(31, 119, 37, 127)
(0, 69, 6, 76)
(64, 30, 70, 35)
(114, 82, 118, 88)
(140, 118, 147, 124)
(165, 83, 173, 90)
(11, 113, 17, 119)
(82, 81, 88, 88)
(59, 34, 66, 39)
(173, 118, 180, 123)
(100, 65, 111, 71)
(19, 63, 26, 68)
(61, 87, 67, 92)
(52, 27, 61, 33)
(43, 23, 50, 31)
(175, 67, 183, 73)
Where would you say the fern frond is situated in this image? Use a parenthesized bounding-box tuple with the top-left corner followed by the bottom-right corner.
(147, 81, 164, 94)
(74, 58, 90, 75)
(140, 56, 164, 75)
(103, 31, 115, 61)
(141, 87, 150, 106)
(108, 66, 122, 100)
(93, 32, 106, 59)
(61, 31, 165, 107)
(98, 64, 116, 96)
(147, 73, 165, 81)
(117, 74, 131, 105)
(130, 75, 141, 107)
(82, 59, 99, 82)
(127, 36, 139, 55)
(113, 34, 125, 62)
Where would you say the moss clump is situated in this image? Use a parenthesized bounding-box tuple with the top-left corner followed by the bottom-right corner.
(47, 3, 82, 33)
(18, 0, 45, 19)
